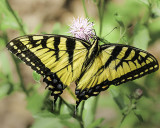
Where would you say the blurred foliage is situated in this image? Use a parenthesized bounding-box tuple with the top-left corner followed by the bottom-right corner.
(0, 0, 160, 128)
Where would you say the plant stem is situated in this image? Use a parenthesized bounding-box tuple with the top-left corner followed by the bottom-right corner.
(82, 0, 89, 18)
(79, 101, 85, 128)
(5, 0, 26, 34)
(97, 0, 105, 37)
(92, 95, 99, 115)
(60, 97, 84, 128)
(11, 54, 29, 95)
(66, 86, 76, 100)
(5, 0, 28, 95)
(80, 101, 85, 117)
(60, 96, 74, 111)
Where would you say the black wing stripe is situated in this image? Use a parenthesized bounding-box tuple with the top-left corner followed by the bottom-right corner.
(7, 40, 50, 75)
(131, 50, 140, 62)
(104, 46, 123, 68)
(66, 38, 76, 64)
(86, 54, 159, 97)
(54, 36, 60, 61)
(115, 48, 132, 69)
(41, 37, 48, 48)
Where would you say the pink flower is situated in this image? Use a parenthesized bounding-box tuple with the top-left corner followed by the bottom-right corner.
(68, 17, 96, 42)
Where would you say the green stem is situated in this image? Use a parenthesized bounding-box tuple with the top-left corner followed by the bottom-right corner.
(80, 101, 85, 117)
(82, 0, 88, 18)
(66, 86, 76, 100)
(11, 54, 29, 95)
(92, 95, 99, 115)
(60, 96, 74, 111)
(118, 96, 137, 127)
(118, 114, 126, 128)
(60, 97, 84, 128)
(97, 0, 105, 37)
(80, 102, 85, 128)
(145, 1, 152, 26)
(5, 0, 26, 34)
(4, 1, 28, 95)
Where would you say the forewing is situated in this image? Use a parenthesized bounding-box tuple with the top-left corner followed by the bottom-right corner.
(75, 44, 159, 100)
(7, 35, 90, 95)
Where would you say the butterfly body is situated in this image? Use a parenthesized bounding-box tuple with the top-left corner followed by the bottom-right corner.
(7, 35, 159, 107)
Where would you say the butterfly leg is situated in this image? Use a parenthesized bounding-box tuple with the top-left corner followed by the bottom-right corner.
(43, 73, 66, 110)
(74, 89, 89, 115)
(51, 94, 59, 111)
(74, 99, 80, 115)
(74, 86, 103, 113)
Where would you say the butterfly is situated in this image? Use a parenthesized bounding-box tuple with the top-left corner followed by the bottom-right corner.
(6, 34, 159, 108)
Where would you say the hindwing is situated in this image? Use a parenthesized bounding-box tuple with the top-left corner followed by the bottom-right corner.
(75, 43, 159, 101)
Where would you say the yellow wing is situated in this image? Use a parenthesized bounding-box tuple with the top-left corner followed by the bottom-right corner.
(75, 44, 159, 102)
(7, 34, 91, 96)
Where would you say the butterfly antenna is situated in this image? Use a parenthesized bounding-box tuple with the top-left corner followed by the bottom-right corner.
(102, 27, 118, 38)
(93, 29, 97, 37)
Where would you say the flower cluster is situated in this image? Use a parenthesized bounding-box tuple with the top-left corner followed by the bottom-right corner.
(68, 17, 96, 41)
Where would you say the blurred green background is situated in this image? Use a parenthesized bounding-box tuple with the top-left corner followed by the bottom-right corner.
(0, 0, 160, 128)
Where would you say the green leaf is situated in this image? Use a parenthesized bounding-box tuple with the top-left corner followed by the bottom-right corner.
(34, 111, 71, 119)
(114, 13, 126, 43)
(133, 110, 144, 122)
(109, 86, 126, 110)
(0, 52, 12, 77)
(0, 83, 11, 98)
(151, 0, 160, 18)
(114, 13, 125, 29)
(59, 101, 74, 115)
(133, 24, 150, 50)
(0, 14, 19, 30)
(83, 97, 98, 128)
(32, 71, 41, 82)
(27, 92, 44, 114)
(60, 119, 81, 128)
(86, 118, 104, 128)
(139, 0, 150, 7)
(0, 0, 19, 30)
(0, 37, 6, 50)
(31, 117, 63, 128)
(34, 111, 54, 118)
(32, 110, 79, 128)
